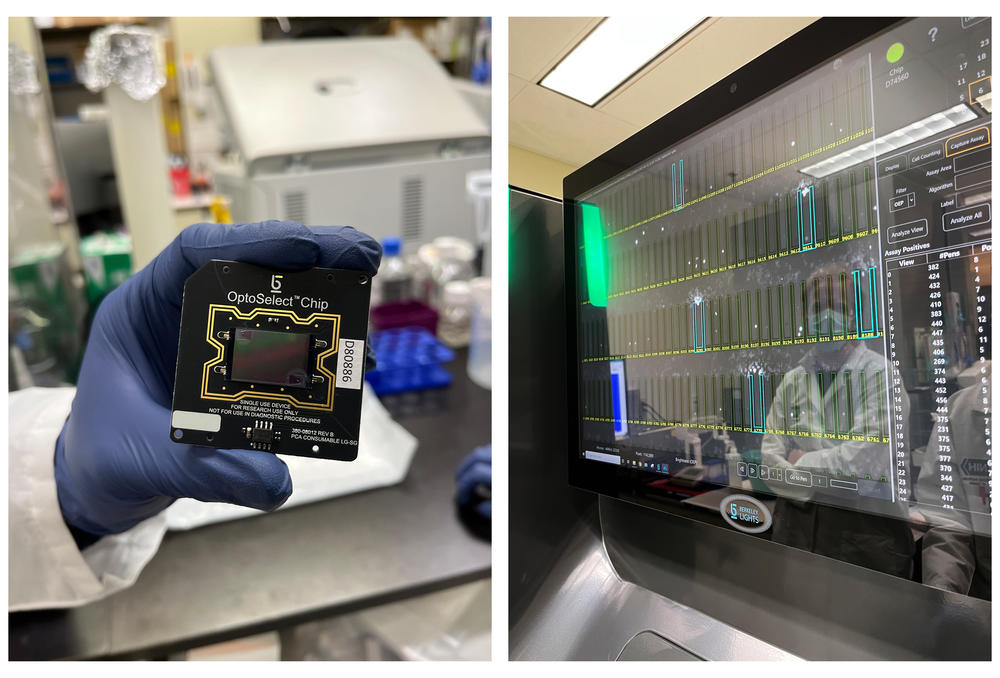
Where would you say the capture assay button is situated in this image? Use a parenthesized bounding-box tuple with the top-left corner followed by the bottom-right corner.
(945, 126, 990, 157)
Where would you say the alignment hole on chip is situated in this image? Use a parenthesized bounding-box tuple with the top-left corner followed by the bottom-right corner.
(312, 445, 320, 453)
(206, 433, 214, 442)
(173, 429, 184, 440)
(222, 265, 230, 274)
(326, 273, 334, 281)
(359, 275, 368, 285)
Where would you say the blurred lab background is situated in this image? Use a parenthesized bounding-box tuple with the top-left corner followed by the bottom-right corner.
(9, 16, 491, 661)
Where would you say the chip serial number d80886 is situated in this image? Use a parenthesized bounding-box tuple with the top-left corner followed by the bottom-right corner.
(169, 259, 372, 461)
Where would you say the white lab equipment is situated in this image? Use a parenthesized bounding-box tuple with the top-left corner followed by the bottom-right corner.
(419, 236, 476, 310)
(467, 277, 491, 389)
(210, 37, 490, 248)
(465, 169, 491, 276)
(438, 280, 473, 348)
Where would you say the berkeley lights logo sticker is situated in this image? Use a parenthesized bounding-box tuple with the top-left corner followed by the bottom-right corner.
(720, 494, 773, 534)
(270, 274, 283, 292)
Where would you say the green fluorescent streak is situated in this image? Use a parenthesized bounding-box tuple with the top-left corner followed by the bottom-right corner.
(581, 203, 608, 307)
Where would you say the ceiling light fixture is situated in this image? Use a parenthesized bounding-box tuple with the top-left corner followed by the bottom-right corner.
(540, 16, 704, 106)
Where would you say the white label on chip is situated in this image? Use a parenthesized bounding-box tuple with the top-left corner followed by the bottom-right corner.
(171, 410, 222, 432)
(337, 338, 364, 390)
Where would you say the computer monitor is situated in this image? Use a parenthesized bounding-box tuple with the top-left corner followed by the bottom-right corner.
(566, 17, 991, 597)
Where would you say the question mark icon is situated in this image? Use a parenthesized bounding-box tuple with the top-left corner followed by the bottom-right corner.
(928, 26, 938, 42)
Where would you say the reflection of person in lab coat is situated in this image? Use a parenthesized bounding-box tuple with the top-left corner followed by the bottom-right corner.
(759, 263, 914, 577)
(761, 342, 903, 480)
(761, 260, 909, 484)
(760, 341, 908, 487)
(916, 362, 992, 599)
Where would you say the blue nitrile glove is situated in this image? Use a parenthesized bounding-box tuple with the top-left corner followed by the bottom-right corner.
(55, 220, 381, 537)
(455, 445, 491, 521)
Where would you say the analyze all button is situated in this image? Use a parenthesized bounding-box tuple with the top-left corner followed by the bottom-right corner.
(942, 203, 991, 232)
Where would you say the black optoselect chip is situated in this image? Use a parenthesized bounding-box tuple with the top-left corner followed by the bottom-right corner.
(170, 259, 372, 461)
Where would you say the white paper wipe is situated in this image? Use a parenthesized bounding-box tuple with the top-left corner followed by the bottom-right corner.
(165, 386, 417, 530)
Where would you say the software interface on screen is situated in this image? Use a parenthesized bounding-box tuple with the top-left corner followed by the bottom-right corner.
(573, 18, 991, 532)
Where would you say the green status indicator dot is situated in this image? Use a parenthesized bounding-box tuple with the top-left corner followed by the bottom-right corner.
(886, 42, 904, 64)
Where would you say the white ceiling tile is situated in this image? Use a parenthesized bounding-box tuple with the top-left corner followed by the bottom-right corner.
(600, 17, 817, 128)
(508, 17, 601, 81)
(509, 74, 529, 102)
(509, 84, 638, 167)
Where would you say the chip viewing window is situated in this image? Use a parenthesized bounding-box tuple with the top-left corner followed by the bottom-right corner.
(230, 328, 312, 388)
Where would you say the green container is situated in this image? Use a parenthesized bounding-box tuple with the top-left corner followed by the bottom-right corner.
(10, 243, 68, 310)
(10, 242, 85, 383)
(80, 232, 133, 306)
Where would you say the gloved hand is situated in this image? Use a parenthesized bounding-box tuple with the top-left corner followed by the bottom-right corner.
(455, 445, 491, 521)
(55, 220, 381, 537)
